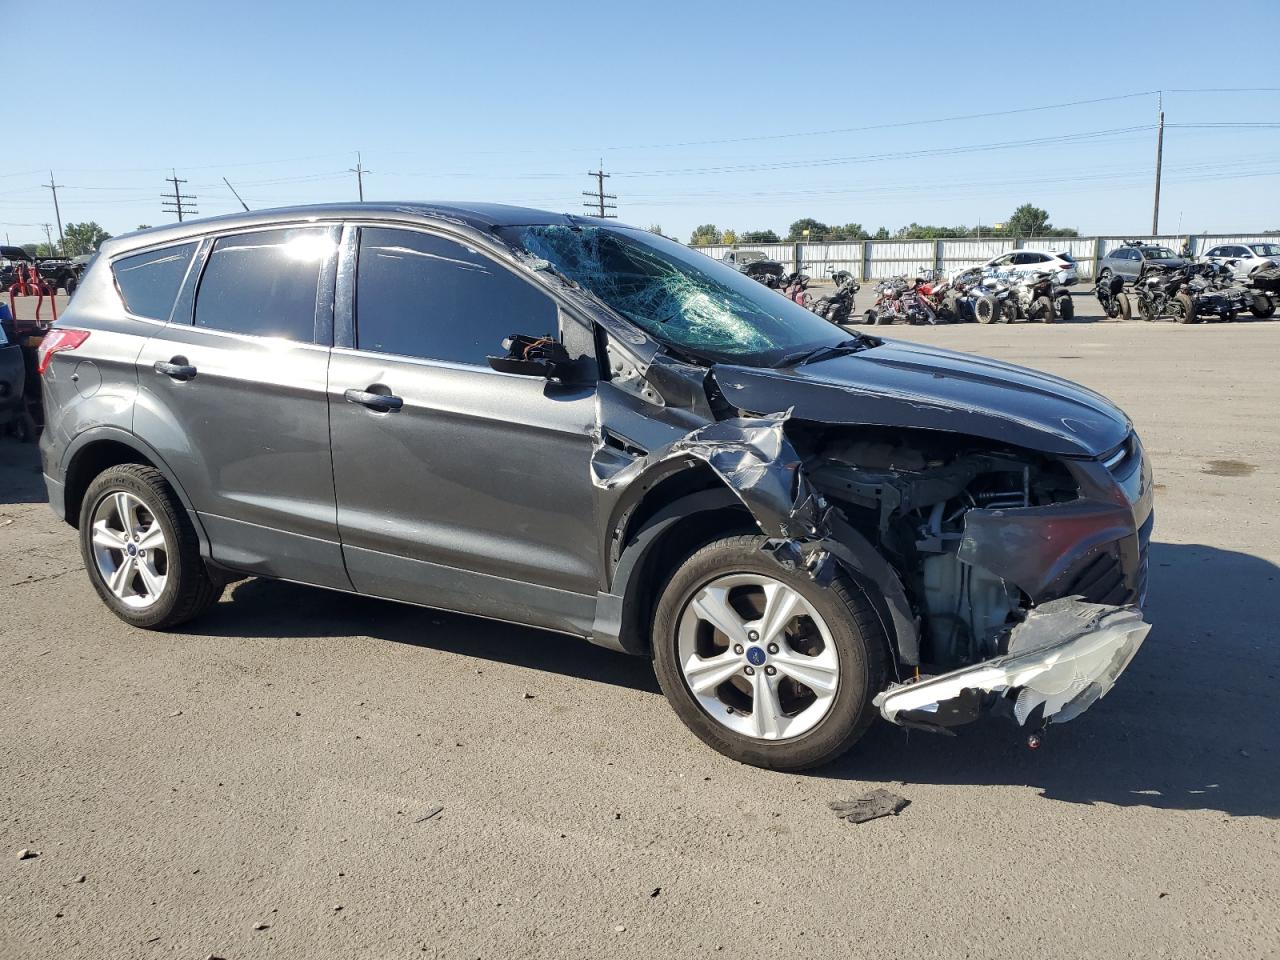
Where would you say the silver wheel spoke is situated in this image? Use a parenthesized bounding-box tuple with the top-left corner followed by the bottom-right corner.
(772, 649, 840, 695)
(107, 555, 136, 598)
(682, 651, 742, 695)
(112, 492, 139, 536)
(92, 522, 129, 552)
(750, 670, 784, 739)
(757, 582, 802, 645)
(135, 557, 165, 599)
(690, 586, 748, 646)
(135, 523, 166, 552)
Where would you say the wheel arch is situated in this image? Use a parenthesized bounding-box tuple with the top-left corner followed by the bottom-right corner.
(61, 428, 210, 556)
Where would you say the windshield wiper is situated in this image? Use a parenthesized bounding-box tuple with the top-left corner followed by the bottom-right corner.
(776, 337, 869, 369)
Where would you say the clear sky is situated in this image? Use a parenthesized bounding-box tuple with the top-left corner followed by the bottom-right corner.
(4, 0, 1279, 246)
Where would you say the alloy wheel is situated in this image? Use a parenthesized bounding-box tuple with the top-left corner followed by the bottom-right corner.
(676, 573, 839, 741)
(90, 491, 169, 609)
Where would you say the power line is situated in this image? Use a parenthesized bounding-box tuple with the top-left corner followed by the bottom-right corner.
(349, 152, 370, 202)
(583, 161, 617, 218)
(161, 170, 198, 222)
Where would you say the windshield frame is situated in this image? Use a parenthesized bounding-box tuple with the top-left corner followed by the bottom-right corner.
(1141, 246, 1179, 260)
(499, 223, 855, 368)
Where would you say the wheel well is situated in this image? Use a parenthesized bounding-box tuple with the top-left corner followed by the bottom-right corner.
(63, 440, 157, 526)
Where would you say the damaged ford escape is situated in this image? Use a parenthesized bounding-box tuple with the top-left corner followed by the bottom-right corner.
(39, 204, 1152, 770)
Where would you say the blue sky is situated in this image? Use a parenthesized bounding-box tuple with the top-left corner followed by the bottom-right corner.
(4, 0, 1279, 246)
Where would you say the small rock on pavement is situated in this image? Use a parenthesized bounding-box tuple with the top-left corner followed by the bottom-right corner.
(17, 849, 38, 860)
(522, 692, 535, 699)
(169, 710, 183, 717)
(75, 875, 86, 883)
(614, 925, 626, 933)
(253, 921, 270, 931)
(414, 804, 444, 823)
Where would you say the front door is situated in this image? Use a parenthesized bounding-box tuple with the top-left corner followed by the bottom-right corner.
(327, 225, 600, 634)
(134, 225, 348, 590)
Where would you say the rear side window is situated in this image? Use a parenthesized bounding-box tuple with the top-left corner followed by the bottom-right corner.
(1056, 252, 1075, 263)
(194, 227, 335, 343)
(355, 227, 558, 366)
(112, 242, 197, 321)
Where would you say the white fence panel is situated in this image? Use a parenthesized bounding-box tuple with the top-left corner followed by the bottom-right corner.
(866, 240, 935, 279)
(940, 239, 1012, 272)
(799, 241, 863, 277)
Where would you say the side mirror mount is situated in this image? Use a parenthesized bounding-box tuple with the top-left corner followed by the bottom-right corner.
(487, 334, 573, 380)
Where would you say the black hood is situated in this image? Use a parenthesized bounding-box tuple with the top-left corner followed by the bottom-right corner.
(711, 338, 1131, 458)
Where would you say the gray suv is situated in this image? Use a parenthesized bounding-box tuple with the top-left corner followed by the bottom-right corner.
(1098, 242, 1187, 285)
(39, 203, 1153, 770)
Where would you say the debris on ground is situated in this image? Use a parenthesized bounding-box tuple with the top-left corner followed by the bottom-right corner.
(16, 849, 38, 860)
(829, 789, 910, 824)
(414, 804, 444, 823)
(252, 922, 270, 931)
(75, 874, 86, 883)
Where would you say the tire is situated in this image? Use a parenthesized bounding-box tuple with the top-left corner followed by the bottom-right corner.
(1056, 294, 1074, 322)
(1118, 293, 1132, 322)
(1035, 295, 1054, 323)
(65, 275, 78, 297)
(1251, 294, 1275, 319)
(974, 295, 996, 324)
(1138, 296, 1154, 322)
(1172, 292, 1195, 324)
(78, 464, 222, 629)
(873, 311, 892, 326)
(1000, 298, 1018, 323)
(1098, 269, 1112, 285)
(862, 310, 876, 326)
(651, 534, 889, 771)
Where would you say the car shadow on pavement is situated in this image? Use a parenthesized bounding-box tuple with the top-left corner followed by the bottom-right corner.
(0, 436, 47, 502)
(833, 540, 1280, 820)
(201, 577, 662, 694)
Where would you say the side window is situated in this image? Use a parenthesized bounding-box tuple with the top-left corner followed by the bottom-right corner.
(193, 227, 335, 343)
(1205, 247, 1222, 258)
(355, 226, 559, 366)
(112, 242, 197, 321)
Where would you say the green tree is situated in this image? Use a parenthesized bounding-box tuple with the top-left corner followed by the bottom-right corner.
(62, 222, 112, 256)
(21, 242, 57, 257)
(787, 218, 830, 241)
(828, 223, 870, 241)
(721, 228, 739, 245)
(689, 223, 722, 246)
(1004, 204, 1048, 238)
(740, 229, 780, 243)
(872, 227, 890, 240)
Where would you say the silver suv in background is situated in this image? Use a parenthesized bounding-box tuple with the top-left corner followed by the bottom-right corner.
(1098, 242, 1187, 285)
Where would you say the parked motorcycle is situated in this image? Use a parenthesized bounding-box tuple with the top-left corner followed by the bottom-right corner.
(1094, 272, 1131, 320)
(776, 272, 812, 306)
(1243, 266, 1279, 318)
(1000, 269, 1073, 322)
(808, 270, 860, 325)
(862, 276, 940, 325)
(1133, 265, 1196, 323)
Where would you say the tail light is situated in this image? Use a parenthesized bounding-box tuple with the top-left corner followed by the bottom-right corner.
(36, 328, 90, 375)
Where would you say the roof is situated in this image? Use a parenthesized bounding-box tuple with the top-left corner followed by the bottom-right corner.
(103, 202, 623, 257)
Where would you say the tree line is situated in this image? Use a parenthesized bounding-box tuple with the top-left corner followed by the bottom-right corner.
(687, 204, 1079, 246)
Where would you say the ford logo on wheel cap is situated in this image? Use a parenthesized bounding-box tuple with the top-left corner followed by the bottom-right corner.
(746, 646, 767, 666)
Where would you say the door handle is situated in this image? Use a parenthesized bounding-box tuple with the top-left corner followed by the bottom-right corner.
(154, 359, 197, 381)
(344, 387, 403, 412)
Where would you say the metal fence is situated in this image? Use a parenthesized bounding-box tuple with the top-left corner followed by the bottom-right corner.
(693, 234, 1278, 282)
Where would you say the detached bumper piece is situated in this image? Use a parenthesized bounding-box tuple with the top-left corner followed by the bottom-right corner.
(874, 598, 1150, 733)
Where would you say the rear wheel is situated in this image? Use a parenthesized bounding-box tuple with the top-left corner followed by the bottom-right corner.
(1251, 294, 1275, 319)
(78, 464, 222, 629)
(1117, 292, 1132, 321)
(862, 309, 876, 326)
(652, 535, 889, 771)
(1035, 295, 1055, 323)
(974, 295, 996, 324)
(1055, 294, 1074, 322)
(1171, 292, 1195, 324)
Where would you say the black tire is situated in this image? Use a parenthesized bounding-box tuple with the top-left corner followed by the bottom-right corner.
(1118, 293, 1132, 322)
(873, 311, 892, 326)
(862, 309, 876, 326)
(1172, 292, 1195, 324)
(1056, 294, 1074, 322)
(974, 295, 996, 324)
(78, 464, 222, 629)
(1000, 298, 1018, 323)
(1035, 295, 1055, 323)
(1251, 294, 1275, 319)
(65, 275, 78, 297)
(651, 534, 889, 771)
(1138, 296, 1154, 322)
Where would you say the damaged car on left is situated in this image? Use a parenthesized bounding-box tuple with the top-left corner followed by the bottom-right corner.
(40, 203, 1152, 771)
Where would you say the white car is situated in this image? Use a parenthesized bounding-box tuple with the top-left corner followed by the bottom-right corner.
(959, 249, 1079, 286)
(1201, 242, 1280, 277)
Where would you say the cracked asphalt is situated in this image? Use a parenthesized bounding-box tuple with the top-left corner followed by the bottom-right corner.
(2, 306, 1277, 959)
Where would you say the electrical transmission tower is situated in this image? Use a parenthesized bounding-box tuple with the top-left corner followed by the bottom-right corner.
(162, 170, 199, 222)
(583, 161, 617, 218)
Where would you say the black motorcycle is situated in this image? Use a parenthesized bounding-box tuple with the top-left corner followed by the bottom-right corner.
(1094, 272, 1130, 320)
(1133, 265, 1196, 323)
(808, 270, 860, 326)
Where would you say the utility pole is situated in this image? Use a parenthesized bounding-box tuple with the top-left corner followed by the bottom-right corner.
(42, 223, 54, 252)
(1152, 92, 1165, 235)
(223, 177, 250, 212)
(583, 160, 617, 218)
(349, 151, 370, 202)
(162, 170, 198, 222)
(45, 172, 64, 254)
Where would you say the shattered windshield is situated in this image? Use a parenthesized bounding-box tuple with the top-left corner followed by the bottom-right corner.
(500, 224, 850, 367)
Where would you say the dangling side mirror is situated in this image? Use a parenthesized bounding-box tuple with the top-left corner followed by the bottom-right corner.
(487, 334, 573, 379)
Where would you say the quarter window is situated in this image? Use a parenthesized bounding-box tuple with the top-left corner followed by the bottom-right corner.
(112, 242, 197, 322)
(193, 227, 335, 343)
(354, 227, 558, 365)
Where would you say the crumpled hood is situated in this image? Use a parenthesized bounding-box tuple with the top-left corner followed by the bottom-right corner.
(712, 338, 1132, 458)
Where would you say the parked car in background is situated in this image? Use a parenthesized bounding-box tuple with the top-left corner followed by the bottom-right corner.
(1098, 242, 1187, 285)
(1201, 242, 1280, 277)
(0, 245, 85, 294)
(721, 249, 785, 285)
(39, 203, 1152, 771)
(0, 308, 30, 438)
(966, 249, 1079, 286)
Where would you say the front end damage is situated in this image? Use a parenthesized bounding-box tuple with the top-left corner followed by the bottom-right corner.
(593, 381, 1153, 739)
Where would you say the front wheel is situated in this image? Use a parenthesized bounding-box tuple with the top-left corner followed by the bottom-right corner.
(652, 535, 889, 771)
(1251, 294, 1275, 319)
(78, 464, 222, 629)
(1172, 292, 1195, 324)
(1034, 295, 1055, 323)
(974, 295, 997, 324)
(1055, 294, 1074, 322)
(1118, 293, 1132, 321)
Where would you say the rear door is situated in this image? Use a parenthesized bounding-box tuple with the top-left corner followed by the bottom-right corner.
(327, 224, 601, 634)
(133, 224, 349, 589)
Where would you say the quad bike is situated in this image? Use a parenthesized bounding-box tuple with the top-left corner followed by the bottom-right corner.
(808, 270, 860, 325)
(777, 272, 812, 306)
(1094, 272, 1131, 320)
(951, 270, 1016, 324)
(1243, 266, 1279, 318)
